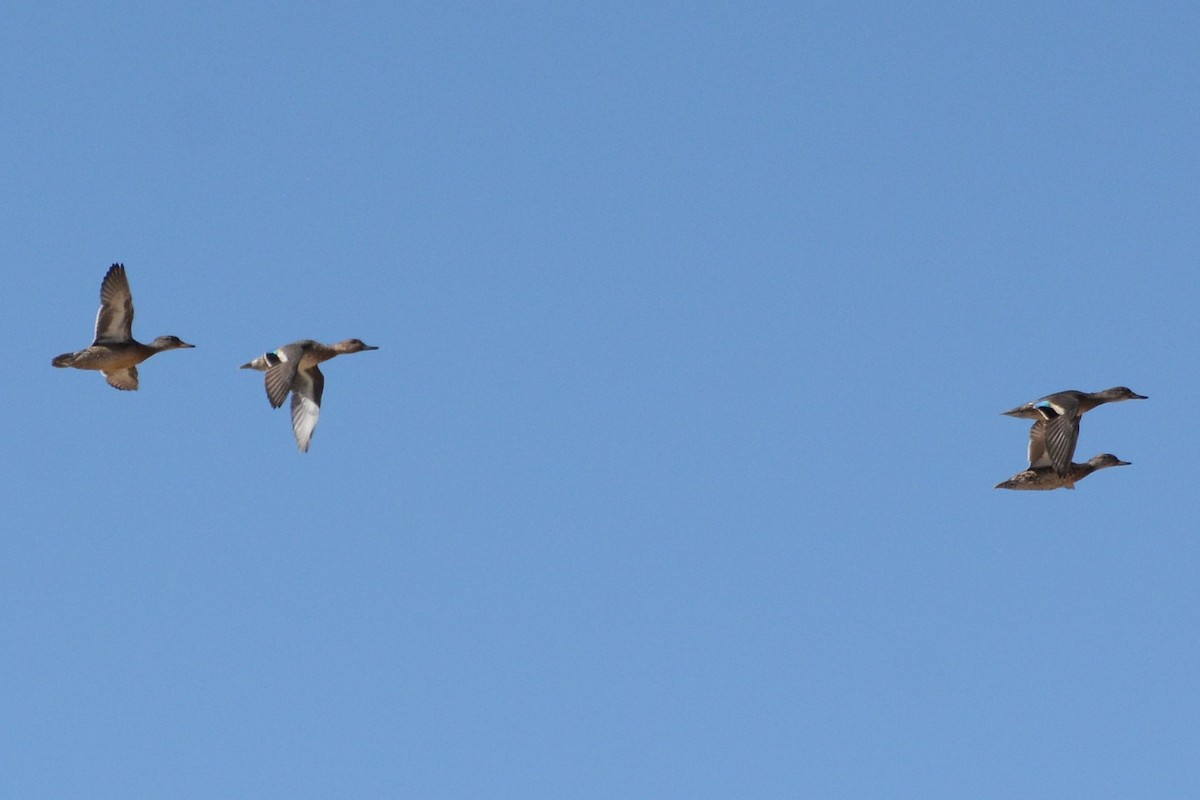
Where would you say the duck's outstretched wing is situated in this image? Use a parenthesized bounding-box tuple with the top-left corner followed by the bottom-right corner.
(1026, 411, 1080, 477)
(103, 366, 138, 391)
(289, 365, 324, 452)
(261, 343, 306, 408)
(1040, 414, 1079, 476)
(93, 264, 134, 344)
(1027, 419, 1048, 468)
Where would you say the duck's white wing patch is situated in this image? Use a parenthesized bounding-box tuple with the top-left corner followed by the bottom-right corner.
(289, 366, 324, 452)
(1036, 394, 1080, 418)
(290, 392, 320, 452)
(103, 366, 138, 391)
(93, 264, 134, 344)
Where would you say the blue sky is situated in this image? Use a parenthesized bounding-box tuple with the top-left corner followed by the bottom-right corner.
(2, 2, 1197, 797)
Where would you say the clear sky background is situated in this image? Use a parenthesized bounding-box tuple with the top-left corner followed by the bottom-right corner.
(1, 2, 1196, 797)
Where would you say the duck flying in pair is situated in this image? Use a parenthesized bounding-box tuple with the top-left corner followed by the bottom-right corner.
(1001, 387, 1146, 477)
(240, 339, 378, 452)
(994, 453, 1131, 491)
(52, 263, 194, 390)
(54, 264, 377, 453)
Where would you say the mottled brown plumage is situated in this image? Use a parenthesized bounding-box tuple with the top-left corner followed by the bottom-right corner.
(995, 454, 1131, 491)
(51, 264, 194, 390)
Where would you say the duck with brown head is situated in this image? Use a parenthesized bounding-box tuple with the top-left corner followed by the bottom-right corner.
(995, 453, 1132, 491)
(1001, 387, 1147, 476)
(240, 339, 379, 452)
(52, 263, 194, 390)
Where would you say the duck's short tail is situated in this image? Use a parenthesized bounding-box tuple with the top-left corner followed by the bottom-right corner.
(239, 352, 280, 371)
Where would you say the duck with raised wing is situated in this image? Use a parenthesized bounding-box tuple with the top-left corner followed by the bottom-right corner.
(51, 263, 194, 390)
(240, 339, 378, 452)
(995, 453, 1131, 491)
(1001, 387, 1146, 476)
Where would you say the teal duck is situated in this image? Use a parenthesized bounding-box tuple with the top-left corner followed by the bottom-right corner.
(240, 339, 378, 452)
(995, 453, 1131, 491)
(1001, 387, 1146, 476)
(51, 263, 194, 390)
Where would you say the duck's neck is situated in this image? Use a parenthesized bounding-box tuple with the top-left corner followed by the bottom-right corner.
(312, 345, 339, 363)
(1077, 393, 1111, 413)
(1070, 462, 1098, 481)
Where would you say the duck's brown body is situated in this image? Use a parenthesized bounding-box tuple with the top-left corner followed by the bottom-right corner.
(995, 454, 1131, 491)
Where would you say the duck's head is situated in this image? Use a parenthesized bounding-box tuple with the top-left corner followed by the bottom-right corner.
(1098, 387, 1147, 402)
(150, 335, 195, 351)
(335, 339, 379, 354)
(1088, 453, 1132, 469)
